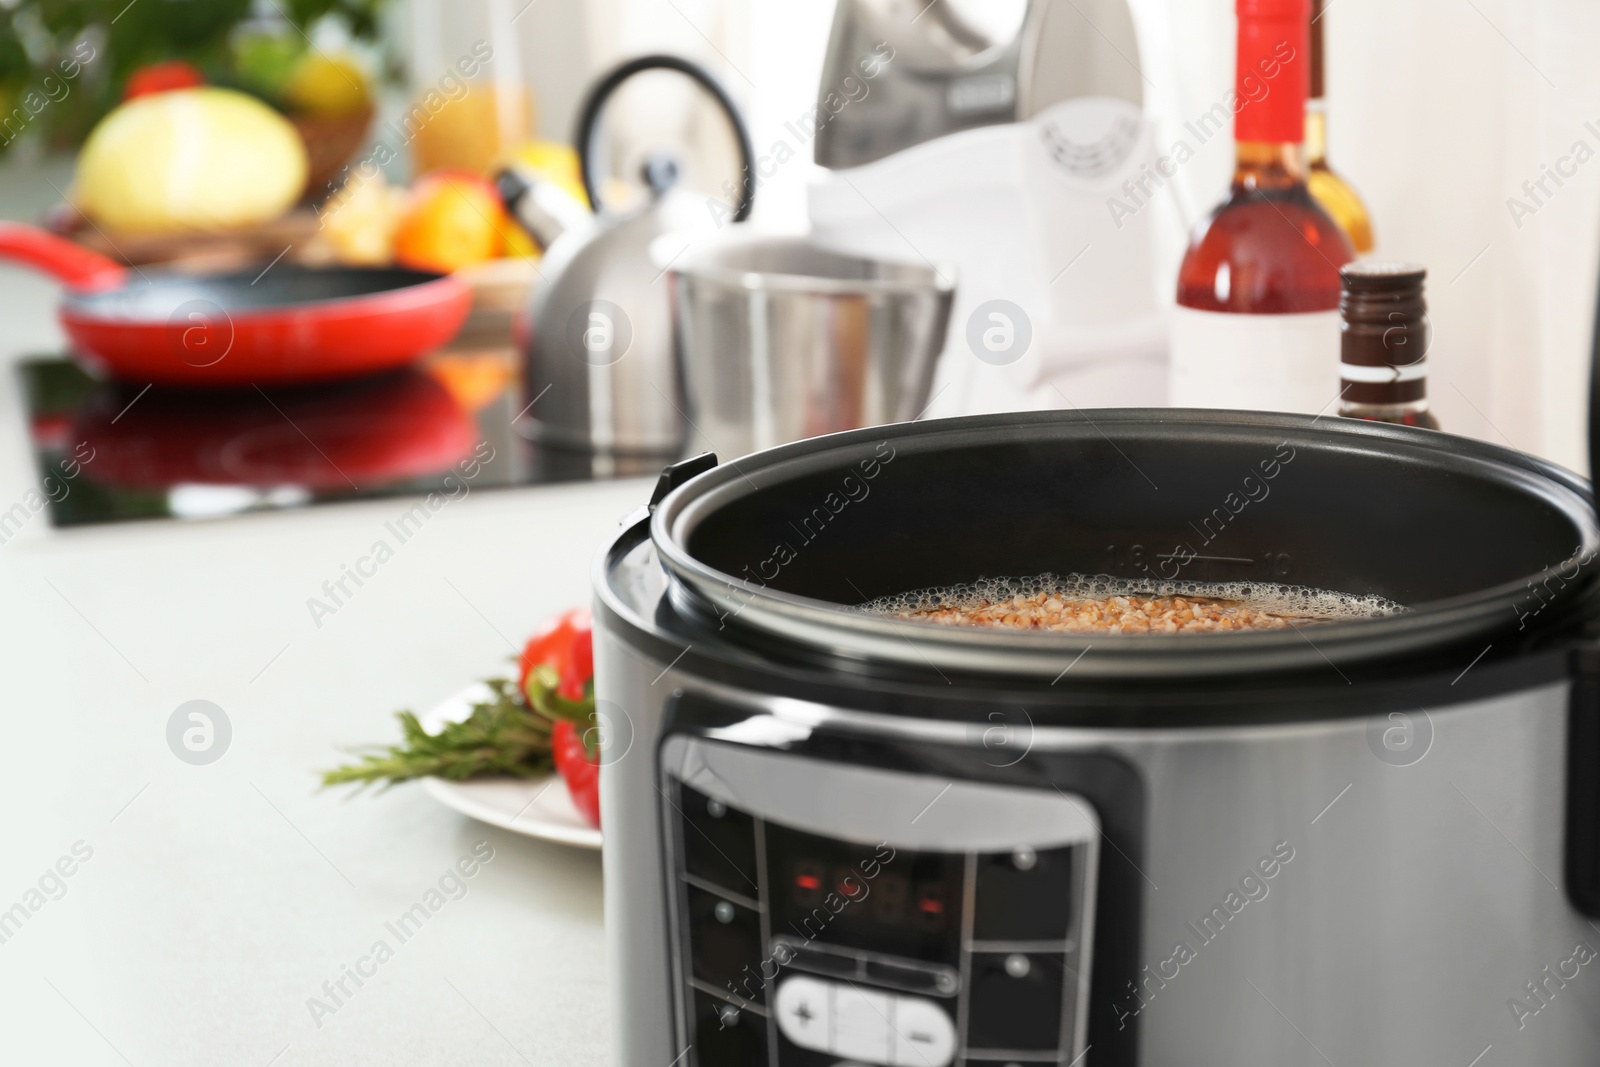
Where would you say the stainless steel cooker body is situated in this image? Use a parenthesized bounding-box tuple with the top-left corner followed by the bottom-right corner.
(593, 410, 1600, 1067)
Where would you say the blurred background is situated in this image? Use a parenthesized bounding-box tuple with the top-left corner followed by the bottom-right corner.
(0, 0, 1596, 476)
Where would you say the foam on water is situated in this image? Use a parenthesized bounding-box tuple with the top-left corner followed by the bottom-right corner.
(859, 572, 1405, 625)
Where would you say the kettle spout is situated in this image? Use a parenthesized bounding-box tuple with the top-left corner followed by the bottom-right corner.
(495, 165, 593, 252)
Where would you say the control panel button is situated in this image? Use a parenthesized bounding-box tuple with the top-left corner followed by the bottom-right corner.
(966, 951, 1066, 1052)
(973, 845, 1075, 942)
(775, 976, 832, 1054)
(889, 995, 957, 1067)
(833, 984, 892, 1064)
(863, 956, 959, 998)
(691, 988, 768, 1066)
(687, 885, 764, 1002)
(772, 939, 860, 982)
(774, 976, 956, 1067)
(679, 784, 760, 896)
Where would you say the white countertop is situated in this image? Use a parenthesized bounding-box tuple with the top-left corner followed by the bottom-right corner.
(0, 162, 636, 1066)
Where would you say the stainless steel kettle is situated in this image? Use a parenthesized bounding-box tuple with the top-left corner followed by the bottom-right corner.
(498, 54, 755, 456)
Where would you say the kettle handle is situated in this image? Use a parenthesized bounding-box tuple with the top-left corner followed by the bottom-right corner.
(573, 54, 756, 223)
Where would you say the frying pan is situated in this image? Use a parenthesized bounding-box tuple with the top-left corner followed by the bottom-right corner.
(0, 223, 472, 387)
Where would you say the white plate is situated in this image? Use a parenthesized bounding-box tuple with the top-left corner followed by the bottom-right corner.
(419, 683, 602, 850)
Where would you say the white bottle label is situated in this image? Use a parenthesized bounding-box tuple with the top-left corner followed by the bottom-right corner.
(1169, 307, 1342, 415)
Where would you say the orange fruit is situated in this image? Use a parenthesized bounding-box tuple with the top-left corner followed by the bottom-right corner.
(392, 171, 509, 273)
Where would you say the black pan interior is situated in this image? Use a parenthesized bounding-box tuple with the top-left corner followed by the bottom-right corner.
(64, 266, 446, 320)
(681, 420, 1592, 612)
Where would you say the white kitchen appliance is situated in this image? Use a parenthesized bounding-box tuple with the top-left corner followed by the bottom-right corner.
(807, 0, 1185, 417)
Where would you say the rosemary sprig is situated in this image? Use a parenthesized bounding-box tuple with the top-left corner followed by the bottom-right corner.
(322, 677, 558, 789)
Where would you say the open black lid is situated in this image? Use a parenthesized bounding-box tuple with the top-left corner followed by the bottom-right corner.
(650, 409, 1598, 680)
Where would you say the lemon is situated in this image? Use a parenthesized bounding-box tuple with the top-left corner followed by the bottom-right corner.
(75, 88, 308, 233)
(282, 54, 370, 118)
(495, 141, 589, 258)
(506, 140, 588, 206)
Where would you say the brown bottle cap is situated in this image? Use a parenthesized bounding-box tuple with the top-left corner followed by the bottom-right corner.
(1340, 262, 1429, 404)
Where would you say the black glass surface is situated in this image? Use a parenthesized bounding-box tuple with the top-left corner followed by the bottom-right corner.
(17, 355, 663, 528)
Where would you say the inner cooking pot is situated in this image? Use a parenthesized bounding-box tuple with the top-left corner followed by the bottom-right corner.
(652, 408, 1600, 678)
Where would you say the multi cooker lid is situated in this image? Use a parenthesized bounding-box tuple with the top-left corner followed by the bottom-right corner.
(648, 409, 1600, 680)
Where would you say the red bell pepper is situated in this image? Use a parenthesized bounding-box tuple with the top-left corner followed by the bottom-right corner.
(518, 608, 593, 704)
(516, 608, 599, 825)
(551, 718, 600, 827)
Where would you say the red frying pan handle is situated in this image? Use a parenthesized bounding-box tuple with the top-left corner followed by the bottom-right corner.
(0, 222, 127, 289)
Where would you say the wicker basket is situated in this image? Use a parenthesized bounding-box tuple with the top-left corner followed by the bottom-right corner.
(291, 103, 376, 202)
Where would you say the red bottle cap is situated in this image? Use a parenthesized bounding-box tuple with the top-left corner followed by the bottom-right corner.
(1235, 0, 1310, 144)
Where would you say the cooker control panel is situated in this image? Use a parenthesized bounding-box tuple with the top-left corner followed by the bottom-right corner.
(659, 736, 1100, 1067)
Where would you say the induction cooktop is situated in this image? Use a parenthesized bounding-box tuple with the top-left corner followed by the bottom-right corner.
(17, 351, 666, 528)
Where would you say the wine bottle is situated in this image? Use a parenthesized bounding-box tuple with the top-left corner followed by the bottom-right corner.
(1306, 0, 1375, 253)
(1171, 0, 1355, 414)
(1337, 261, 1438, 428)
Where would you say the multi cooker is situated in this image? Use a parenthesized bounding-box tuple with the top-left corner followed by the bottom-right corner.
(593, 408, 1600, 1066)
